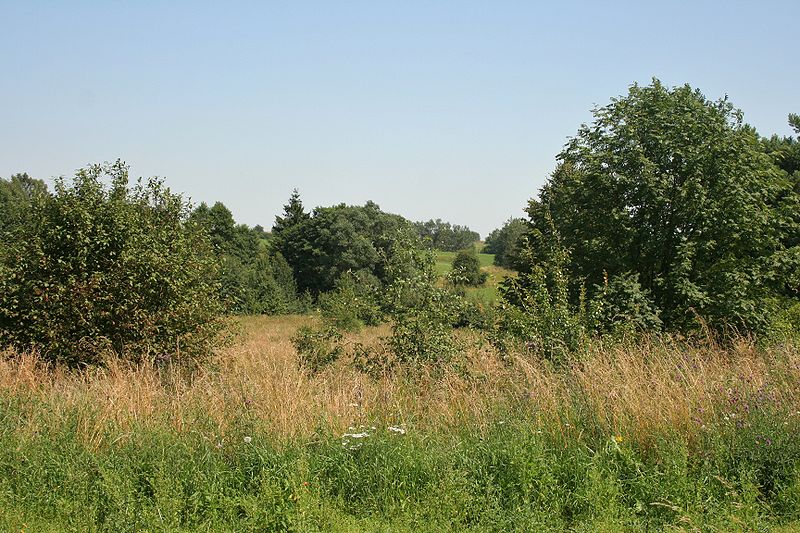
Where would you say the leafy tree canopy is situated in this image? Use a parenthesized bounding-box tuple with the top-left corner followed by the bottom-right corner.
(274, 199, 422, 295)
(483, 217, 528, 269)
(414, 218, 479, 251)
(0, 173, 48, 239)
(523, 79, 796, 333)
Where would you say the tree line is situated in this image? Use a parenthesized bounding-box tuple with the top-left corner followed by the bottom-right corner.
(0, 79, 797, 366)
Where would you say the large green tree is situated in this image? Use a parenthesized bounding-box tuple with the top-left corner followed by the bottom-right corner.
(483, 217, 528, 269)
(274, 200, 421, 295)
(523, 80, 795, 333)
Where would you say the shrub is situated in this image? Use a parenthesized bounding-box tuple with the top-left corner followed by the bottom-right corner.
(0, 161, 225, 365)
(494, 239, 588, 363)
(292, 325, 343, 373)
(318, 270, 383, 332)
(448, 247, 488, 287)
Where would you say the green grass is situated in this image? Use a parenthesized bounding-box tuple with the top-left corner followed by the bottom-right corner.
(1, 405, 799, 532)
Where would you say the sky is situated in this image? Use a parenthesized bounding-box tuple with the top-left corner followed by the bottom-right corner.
(1, 1, 797, 238)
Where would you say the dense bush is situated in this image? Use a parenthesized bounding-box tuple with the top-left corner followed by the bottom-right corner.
(292, 325, 343, 373)
(0, 161, 225, 365)
(589, 272, 663, 335)
(319, 270, 383, 331)
(447, 247, 488, 287)
(495, 239, 588, 362)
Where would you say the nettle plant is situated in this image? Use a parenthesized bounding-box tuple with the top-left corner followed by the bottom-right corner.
(0, 161, 225, 366)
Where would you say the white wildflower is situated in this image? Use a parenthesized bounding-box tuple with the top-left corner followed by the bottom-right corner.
(387, 426, 406, 435)
(243, 436, 252, 444)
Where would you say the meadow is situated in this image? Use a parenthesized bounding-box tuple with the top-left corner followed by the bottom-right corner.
(1, 315, 800, 531)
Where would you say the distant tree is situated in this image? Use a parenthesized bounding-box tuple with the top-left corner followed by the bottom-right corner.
(190, 201, 302, 314)
(0, 173, 48, 238)
(448, 247, 488, 287)
(522, 79, 794, 333)
(274, 201, 422, 295)
(483, 218, 528, 269)
(413, 219, 479, 251)
(272, 189, 310, 237)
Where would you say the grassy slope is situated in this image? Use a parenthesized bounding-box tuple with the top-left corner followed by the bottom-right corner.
(1, 318, 800, 531)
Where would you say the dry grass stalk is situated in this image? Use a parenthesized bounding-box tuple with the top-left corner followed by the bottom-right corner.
(0, 316, 797, 448)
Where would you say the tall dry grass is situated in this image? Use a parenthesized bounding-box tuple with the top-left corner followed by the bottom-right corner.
(1, 315, 798, 448)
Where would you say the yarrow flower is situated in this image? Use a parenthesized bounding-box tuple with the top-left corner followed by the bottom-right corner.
(342, 425, 372, 450)
(243, 436, 252, 444)
(387, 426, 406, 435)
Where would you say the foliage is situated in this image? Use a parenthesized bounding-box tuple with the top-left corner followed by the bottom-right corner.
(294, 231, 462, 371)
(271, 188, 310, 237)
(589, 272, 663, 335)
(0, 173, 48, 240)
(525, 79, 795, 334)
(0, 161, 225, 365)
(190, 201, 304, 315)
(413, 218, 480, 251)
(495, 236, 588, 363)
(388, 293, 459, 366)
(447, 247, 488, 287)
(292, 325, 343, 373)
(482, 217, 528, 269)
(761, 113, 800, 301)
(274, 199, 423, 295)
(319, 270, 383, 332)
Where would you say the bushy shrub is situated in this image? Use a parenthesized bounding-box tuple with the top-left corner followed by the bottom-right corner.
(292, 325, 343, 373)
(382, 237, 461, 365)
(494, 240, 588, 363)
(389, 307, 459, 366)
(448, 247, 488, 287)
(319, 270, 383, 332)
(0, 161, 225, 365)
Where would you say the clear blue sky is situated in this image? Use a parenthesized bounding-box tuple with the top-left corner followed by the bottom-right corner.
(1, 1, 797, 237)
